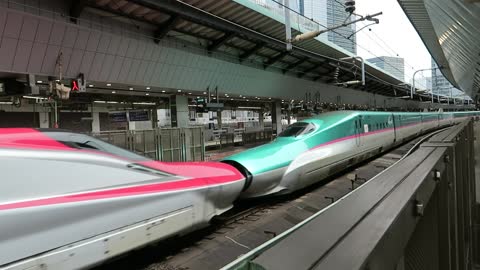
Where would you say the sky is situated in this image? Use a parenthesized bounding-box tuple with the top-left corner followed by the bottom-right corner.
(355, 0, 433, 87)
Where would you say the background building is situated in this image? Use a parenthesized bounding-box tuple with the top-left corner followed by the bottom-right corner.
(297, 0, 356, 54)
(367, 56, 405, 81)
(431, 59, 465, 99)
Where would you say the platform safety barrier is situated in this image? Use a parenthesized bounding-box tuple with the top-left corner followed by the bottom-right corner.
(91, 127, 205, 162)
(240, 130, 273, 146)
(222, 120, 479, 270)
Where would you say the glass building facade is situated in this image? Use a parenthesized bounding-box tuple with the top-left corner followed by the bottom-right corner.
(367, 56, 405, 81)
(297, 0, 356, 54)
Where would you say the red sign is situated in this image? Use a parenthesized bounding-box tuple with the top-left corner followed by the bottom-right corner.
(71, 80, 79, 91)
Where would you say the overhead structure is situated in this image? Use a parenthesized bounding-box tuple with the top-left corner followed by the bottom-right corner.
(77, 0, 424, 99)
(398, 0, 480, 100)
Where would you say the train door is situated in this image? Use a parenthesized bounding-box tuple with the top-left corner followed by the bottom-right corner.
(354, 116, 363, 147)
(390, 113, 396, 143)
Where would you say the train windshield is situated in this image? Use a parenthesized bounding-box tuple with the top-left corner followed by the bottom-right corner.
(278, 122, 316, 137)
(42, 131, 149, 161)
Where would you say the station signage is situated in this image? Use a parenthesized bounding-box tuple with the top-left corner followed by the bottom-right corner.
(129, 110, 149, 121)
(109, 112, 127, 122)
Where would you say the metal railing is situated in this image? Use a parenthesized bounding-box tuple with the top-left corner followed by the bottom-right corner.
(222, 120, 479, 270)
(91, 127, 205, 162)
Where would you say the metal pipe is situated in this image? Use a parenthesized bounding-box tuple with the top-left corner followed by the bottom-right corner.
(411, 67, 440, 100)
(339, 56, 365, 86)
(207, 87, 210, 103)
(284, 0, 292, 51)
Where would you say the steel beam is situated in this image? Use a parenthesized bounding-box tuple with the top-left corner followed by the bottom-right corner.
(264, 51, 289, 69)
(298, 65, 319, 78)
(70, 0, 88, 23)
(154, 15, 181, 44)
(208, 32, 235, 52)
(282, 58, 308, 74)
(239, 43, 264, 62)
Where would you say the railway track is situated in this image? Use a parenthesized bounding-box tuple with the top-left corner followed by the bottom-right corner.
(92, 131, 440, 270)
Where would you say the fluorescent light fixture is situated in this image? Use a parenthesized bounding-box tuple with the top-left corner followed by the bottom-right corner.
(88, 84, 94, 87)
(177, 89, 182, 92)
(203, 92, 207, 94)
(188, 105, 197, 107)
(188, 92, 192, 95)
(94, 100, 107, 103)
(129, 87, 133, 90)
(243, 97, 246, 99)
(107, 101, 118, 104)
(22, 96, 47, 100)
(145, 93, 149, 96)
(230, 98, 234, 100)
(146, 87, 150, 90)
(161, 90, 166, 93)
(111, 91, 116, 94)
(0, 101, 13, 105)
(106, 83, 112, 86)
(36, 80, 42, 83)
(133, 102, 156, 105)
(238, 106, 261, 109)
(246, 99, 249, 101)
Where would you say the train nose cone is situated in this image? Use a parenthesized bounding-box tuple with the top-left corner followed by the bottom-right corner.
(138, 161, 245, 183)
(222, 141, 308, 197)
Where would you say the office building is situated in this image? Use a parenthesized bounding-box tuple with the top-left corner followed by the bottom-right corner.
(367, 56, 405, 81)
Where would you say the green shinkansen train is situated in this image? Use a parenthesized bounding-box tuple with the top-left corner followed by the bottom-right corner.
(223, 110, 480, 198)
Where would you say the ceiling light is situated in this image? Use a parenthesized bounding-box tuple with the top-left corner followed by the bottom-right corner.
(161, 90, 166, 93)
(246, 99, 249, 101)
(203, 92, 207, 94)
(133, 102, 156, 105)
(145, 93, 149, 96)
(36, 80, 42, 83)
(177, 89, 182, 92)
(88, 84, 94, 87)
(188, 92, 192, 95)
(23, 96, 47, 100)
(146, 87, 150, 90)
(268, 97, 271, 100)
(243, 97, 246, 99)
(129, 87, 133, 90)
(231, 98, 234, 100)
(239, 95, 242, 97)
(106, 83, 111, 86)
(111, 91, 116, 94)
(238, 106, 261, 109)
(55, 79, 60, 82)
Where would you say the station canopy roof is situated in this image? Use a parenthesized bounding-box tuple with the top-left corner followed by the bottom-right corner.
(80, 0, 433, 100)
